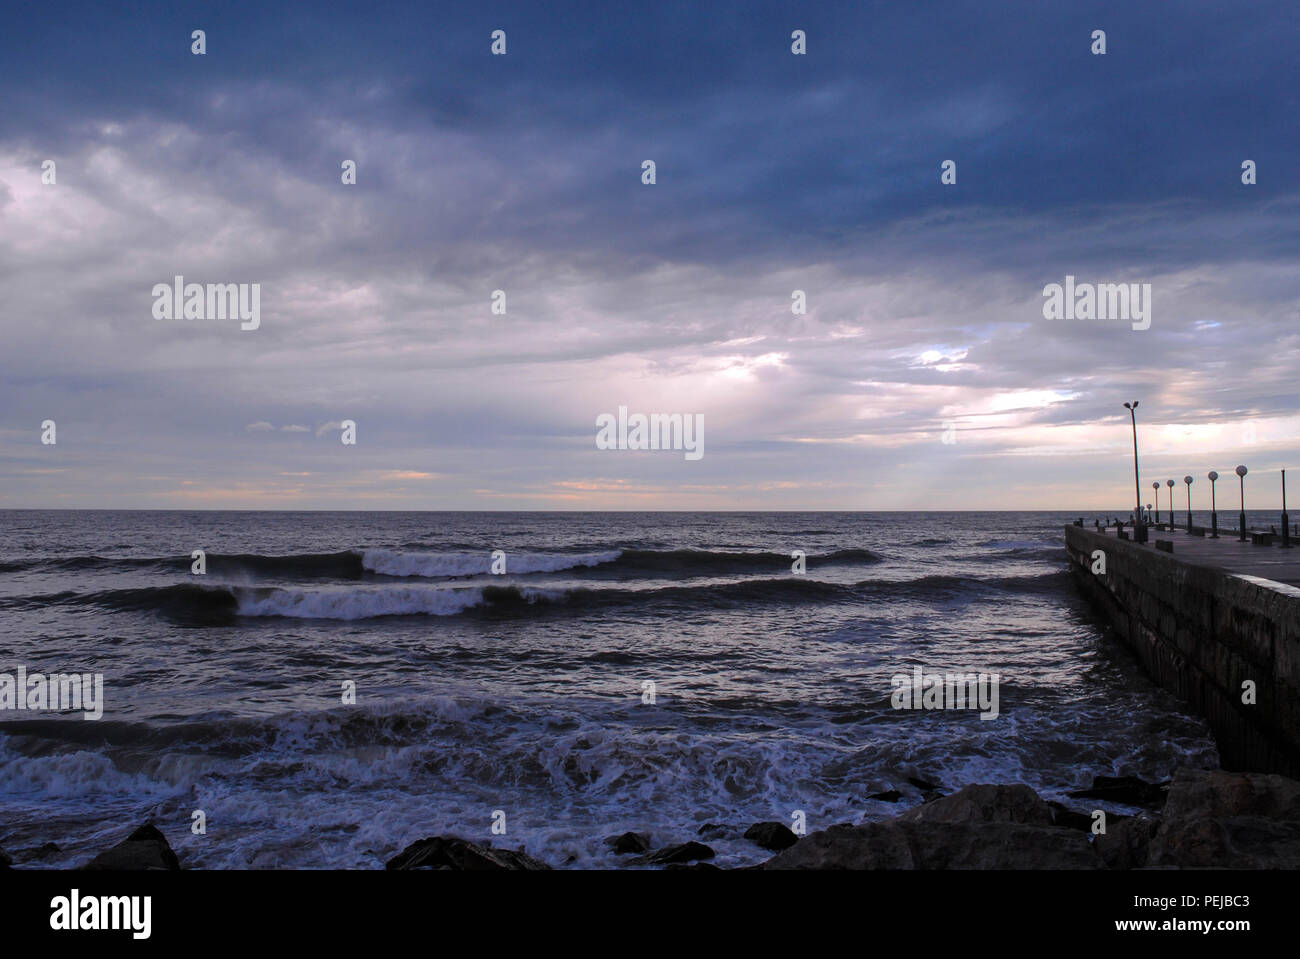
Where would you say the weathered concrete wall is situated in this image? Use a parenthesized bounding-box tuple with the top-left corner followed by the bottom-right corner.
(1065, 525, 1300, 777)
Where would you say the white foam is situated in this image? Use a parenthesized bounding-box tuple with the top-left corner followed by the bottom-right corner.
(236, 585, 486, 619)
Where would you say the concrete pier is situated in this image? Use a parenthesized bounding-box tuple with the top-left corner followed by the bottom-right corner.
(1065, 524, 1300, 776)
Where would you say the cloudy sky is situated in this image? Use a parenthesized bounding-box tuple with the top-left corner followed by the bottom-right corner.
(1, 1, 1296, 510)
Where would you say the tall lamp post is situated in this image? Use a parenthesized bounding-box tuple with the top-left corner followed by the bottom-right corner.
(1166, 480, 1175, 532)
(1152, 481, 1161, 526)
(1146, 503, 1152, 525)
(1236, 465, 1248, 541)
(1208, 471, 1219, 538)
(1282, 470, 1291, 549)
(1122, 402, 1146, 542)
(1184, 475, 1194, 532)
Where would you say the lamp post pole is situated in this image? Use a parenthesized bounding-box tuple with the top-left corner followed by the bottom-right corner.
(1282, 470, 1291, 549)
(1208, 471, 1219, 538)
(1184, 476, 1194, 532)
(1123, 402, 1145, 542)
(1152, 481, 1161, 526)
(1236, 465, 1248, 541)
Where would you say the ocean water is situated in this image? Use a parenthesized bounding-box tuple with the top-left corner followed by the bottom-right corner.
(0, 510, 1222, 869)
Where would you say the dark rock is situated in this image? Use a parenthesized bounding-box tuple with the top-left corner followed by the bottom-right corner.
(743, 821, 798, 851)
(386, 836, 551, 871)
(898, 784, 1052, 826)
(866, 790, 904, 803)
(633, 841, 715, 866)
(1047, 801, 1098, 832)
(1066, 775, 1168, 808)
(1095, 815, 1159, 870)
(762, 820, 1101, 870)
(907, 777, 941, 792)
(605, 831, 651, 855)
(82, 824, 180, 871)
(763, 784, 1102, 869)
(1147, 768, 1300, 868)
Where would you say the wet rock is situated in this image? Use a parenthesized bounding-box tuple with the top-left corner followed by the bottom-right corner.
(761, 822, 913, 869)
(82, 824, 180, 871)
(1066, 775, 1168, 808)
(633, 841, 715, 866)
(1147, 768, 1300, 868)
(386, 836, 551, 871)
(898, 784, 1052, 826)
(866, 790, 903, 803)
(605, 831, 651, 855)
(743, 821, 798, 851)
(1095, 815, 1159, 870)
(763, 784, 1102, 869)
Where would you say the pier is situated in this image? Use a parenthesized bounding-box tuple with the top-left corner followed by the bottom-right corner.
(1065, 523, 1300, 777)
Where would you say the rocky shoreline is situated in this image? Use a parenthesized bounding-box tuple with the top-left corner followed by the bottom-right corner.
(5, 767, 1299, 871)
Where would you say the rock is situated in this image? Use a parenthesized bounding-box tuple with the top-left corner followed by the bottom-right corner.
(762, 820, 1101, 870)
(82, 824, 180, 871)
(386, 836, 551, 871)
(1147, 768, 1300, 868)
(866, 790, 903, 803)
(763, 822, 914, 869)
(1094, 815, 1159, 870)
(898, 783, 1052, 826)
(1047, 801, 1098, 832)
(696, 823, 730, 840)
(763, 784, 1102, 869)
(633, 841, 715, 866)
(1066, 775, 1168, 808)
(605, 831, 651, 855)
(743, 821, 798, 851)
(907, 777, 941, 792)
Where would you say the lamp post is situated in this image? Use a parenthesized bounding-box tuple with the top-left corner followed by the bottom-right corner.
(1166, 480, 1175, 530)
(1146, 503, 1152, 525)
(1152, 481, 1161, 526)
(1208, 471, 1219, 538)
(1282, 470, 1291, 549)
(1236, 465, 1248, 540)
(1122, 402, 1146, 542)
(1184, 475, 1194, 532)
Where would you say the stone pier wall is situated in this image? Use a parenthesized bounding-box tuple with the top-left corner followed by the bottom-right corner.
(1065, 525, 1300, 777)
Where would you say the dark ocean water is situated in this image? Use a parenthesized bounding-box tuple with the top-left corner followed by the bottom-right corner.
(0, 510, 1223, 869)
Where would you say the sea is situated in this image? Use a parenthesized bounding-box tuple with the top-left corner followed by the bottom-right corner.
(0, 509, 1227, 869)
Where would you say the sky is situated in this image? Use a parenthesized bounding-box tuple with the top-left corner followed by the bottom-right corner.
(0, 0, 1296, 510)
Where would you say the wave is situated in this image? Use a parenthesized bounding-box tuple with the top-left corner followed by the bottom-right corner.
(13, 568, 1068, 623)
(360, 549, 621, 578)
(0, 546, 883, 580)
(607, 547, 882, 575)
